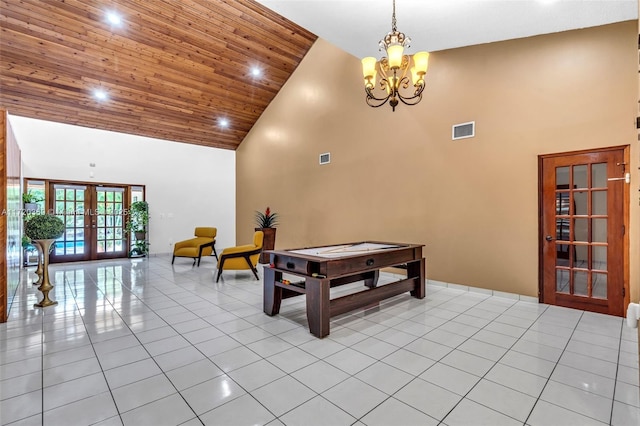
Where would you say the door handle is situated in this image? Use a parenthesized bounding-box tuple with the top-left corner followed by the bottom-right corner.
(545, 235, 554, 241)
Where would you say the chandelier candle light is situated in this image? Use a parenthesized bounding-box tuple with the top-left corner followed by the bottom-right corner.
(361, 0, 430, 111)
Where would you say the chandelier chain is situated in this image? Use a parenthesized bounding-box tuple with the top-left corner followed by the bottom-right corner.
(391, 0, 397, 32)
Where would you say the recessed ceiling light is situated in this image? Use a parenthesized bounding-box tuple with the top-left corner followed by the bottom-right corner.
(106, 11, 123, 26)
(250, 67, 262, 78)
(93, 89, 108, 101)
(218, 118, 229, 128)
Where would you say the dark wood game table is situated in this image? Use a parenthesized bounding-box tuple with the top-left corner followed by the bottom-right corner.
(263, 241, 425, 338)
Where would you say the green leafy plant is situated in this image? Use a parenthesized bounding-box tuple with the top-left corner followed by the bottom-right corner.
(22, 191, 43, 204)
(24, 214, 64, 240)
(22, 235, 31, 249)
(125, 201, 149, 233)
(255, 207, 279, 228)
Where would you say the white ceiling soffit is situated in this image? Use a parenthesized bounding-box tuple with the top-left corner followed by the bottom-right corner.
(256, 0, 638, 58)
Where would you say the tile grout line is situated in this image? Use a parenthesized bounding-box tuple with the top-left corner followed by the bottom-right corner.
(521, 310, 585, 425)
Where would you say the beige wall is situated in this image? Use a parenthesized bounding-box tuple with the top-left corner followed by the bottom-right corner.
(237, 21, 638, 300)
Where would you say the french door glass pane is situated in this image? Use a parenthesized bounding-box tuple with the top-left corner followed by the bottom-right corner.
(592, 273, 607, 299)
(556, 167, 569, 188)
(573, 218, 588, 242)
(592, 219, 607, 243)
(556, 269, 569, 293)
(574, 246, 587, 268)
(573, 270, 588, 296)
(554, 162, 609, 299)
(573, 165, 588, 189)
(556, 244, 570, 266)
(96, 188, 126, 254)
(593, 246, 607, 270)
(574, 192, 587, 215)
(53, 184, 86, 256)
(593, 191, 607, 215)
(591, 163, 607, 188)
(556, 192, 570, 215)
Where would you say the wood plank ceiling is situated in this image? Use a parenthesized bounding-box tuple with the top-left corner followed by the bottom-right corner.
(0, 0, 317, 150)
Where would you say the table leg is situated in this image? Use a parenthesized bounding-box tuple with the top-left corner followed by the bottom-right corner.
(263, 267, 283, 315)
(408, 258, 426, 299)
(364, 270, 380, 288)
(306, 277, 331, 338)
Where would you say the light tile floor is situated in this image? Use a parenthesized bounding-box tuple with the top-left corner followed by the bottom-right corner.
(1, 256, 639, 426)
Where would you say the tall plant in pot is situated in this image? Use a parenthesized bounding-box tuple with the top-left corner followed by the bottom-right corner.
(126, 201, 149, 255)
(255, 207, 278, 264)
(24, 214, 64, 307)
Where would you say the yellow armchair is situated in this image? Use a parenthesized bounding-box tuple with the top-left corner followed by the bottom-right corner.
(216, 231, 264, 282)
(172, 227, 218, 266)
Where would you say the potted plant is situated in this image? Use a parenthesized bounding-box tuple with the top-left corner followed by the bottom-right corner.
(255, 206, 278, 264)
(22, 190, 43, 213)
(24, 214, 65, 307)
(126, 201, 149, 256)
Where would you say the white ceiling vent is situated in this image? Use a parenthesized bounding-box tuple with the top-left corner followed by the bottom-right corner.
(319, 152, 330, 165)
(452, 121, 475, 140)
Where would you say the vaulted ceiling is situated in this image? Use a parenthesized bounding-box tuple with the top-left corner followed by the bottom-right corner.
(0, 0, 317, 150)
(1, 1, 636, 150)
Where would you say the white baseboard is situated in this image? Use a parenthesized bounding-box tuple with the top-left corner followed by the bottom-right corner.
(425, 278, 538, 304)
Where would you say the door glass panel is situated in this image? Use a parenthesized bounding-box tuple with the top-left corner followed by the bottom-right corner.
(556, 167, 569, 188)
(592, 273, 607, 299)
(95, 187, 126, 255)
(556, 192, 570, 215)
(574, 218, 588, 242)
(53, 184, 86, 256)
(592, 191, 606, 215)
(591, 163, 607, 188)
(574, 246, 588, 268)
(574, 192, 587, 215)
(593, 246, 607, 270)
(556, 244, 570, 266)
(573, 165, 588, 189)
(556, 269, 570, 293)
(592, 219, 607, 243)
(556, 219, 570, 241)
(573, 270, 588, 296)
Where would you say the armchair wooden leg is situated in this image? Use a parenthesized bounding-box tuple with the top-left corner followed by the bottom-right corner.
(250, 265, 259, 280)
(212, 246, 218, 260)
(244, 254, 260, 280)
(172, 255, 175, 265)
(216, 258, 225, 282)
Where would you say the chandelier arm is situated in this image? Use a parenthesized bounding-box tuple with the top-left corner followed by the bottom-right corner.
(397, 94, 423, 106)
(396, 85, 425, 106)
(366, 96, 391, 108)
(365, 85, 394, 102)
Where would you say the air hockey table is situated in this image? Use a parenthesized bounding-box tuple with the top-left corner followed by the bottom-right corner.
(263, 241, 425, 338)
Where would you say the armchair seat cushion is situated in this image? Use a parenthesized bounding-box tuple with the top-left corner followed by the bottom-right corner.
(172, 227, 217, 266)
(216, 231, 264, 282)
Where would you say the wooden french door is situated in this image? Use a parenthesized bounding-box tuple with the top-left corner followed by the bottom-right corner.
(49, 183, 128, 263)
(539, 147, 628, 316)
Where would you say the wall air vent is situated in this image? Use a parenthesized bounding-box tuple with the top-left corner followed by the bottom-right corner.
(319, 152, 330, 165)
(452, 121, 475, 140)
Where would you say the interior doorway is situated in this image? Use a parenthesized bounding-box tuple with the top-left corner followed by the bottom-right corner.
(24, 179, 145, 263)
(539, 146, 628, 316)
